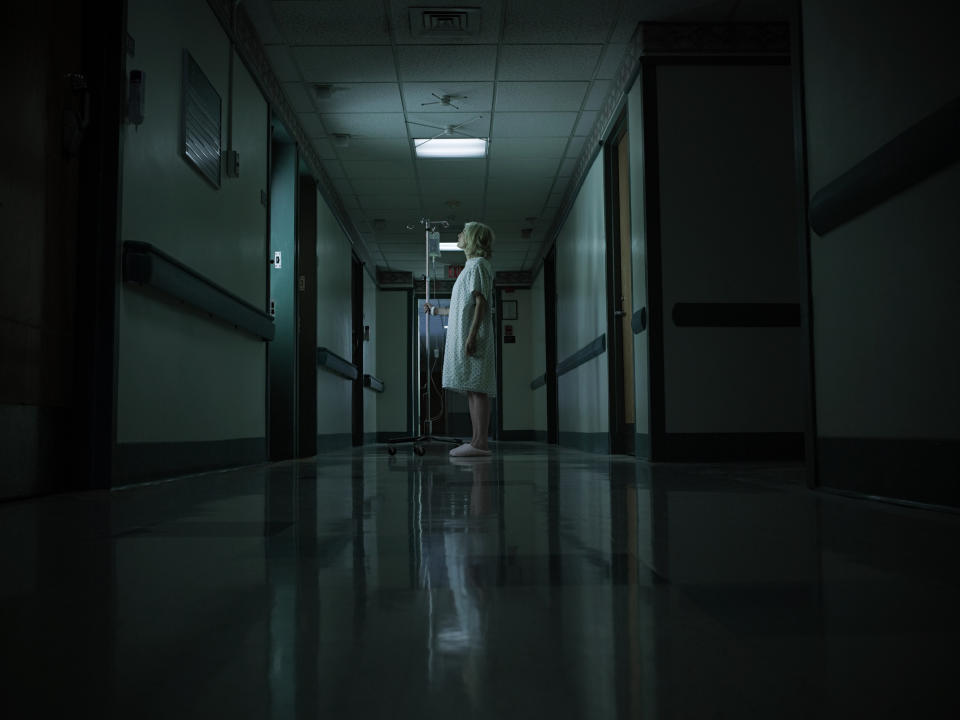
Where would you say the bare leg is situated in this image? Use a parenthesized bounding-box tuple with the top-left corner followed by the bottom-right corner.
(467, 391, 490, 450)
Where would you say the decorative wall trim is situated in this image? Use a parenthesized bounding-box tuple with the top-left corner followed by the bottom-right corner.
(317, 347, 359, 380)
(494, 270, 533, 288)
(817, 437, 960, 509)
(499, 430, 537, 441)
(376, 267, 414, 288)
(530, 21, 788, 275)
(672, 302, 801, 327)
(114, 437, 267, 486)
(557, 334, 606, 377)
(122, 241, 275, 341)
(809, 95, 960, 236)
(204, 0, 376, 278)
(414, 278, 454, 295)
(363, 374, 384, 393)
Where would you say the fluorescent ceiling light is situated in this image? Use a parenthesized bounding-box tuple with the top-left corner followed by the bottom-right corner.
(414, 138, 487, 158)
(438, 242, 460, 251)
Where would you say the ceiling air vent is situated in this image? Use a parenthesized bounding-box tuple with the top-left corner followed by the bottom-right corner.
(409, 7, 481, 37)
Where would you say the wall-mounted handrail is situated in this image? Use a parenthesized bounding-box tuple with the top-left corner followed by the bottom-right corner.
(631, 307, 647, 334)
(530, 374, 546, 390)
(672, 302, 801, 327)
(317, 346, 358, 380)
(363, 374, 384, 393)
(810, 95, 960, 236)
(122, 241, 274, 341)
(557, 334, 606, 377)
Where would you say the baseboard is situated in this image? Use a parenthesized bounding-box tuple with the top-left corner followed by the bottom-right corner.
(114, 437, 267, 486)
(533, 430, 548, 443)
(364, 432, 378, 445)
(818, 437, 960, 508)
(558, 432, 611, 455)
(654, 432, 804, 462)
(500, 430, 536, 441)
(316, 433, 353, 453)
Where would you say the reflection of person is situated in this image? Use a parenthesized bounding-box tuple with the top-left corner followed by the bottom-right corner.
(423, 222, 496, 457)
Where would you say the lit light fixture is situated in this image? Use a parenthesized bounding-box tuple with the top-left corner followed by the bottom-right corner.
(438, 242, 460, 251)
(414, 138, 487, 158)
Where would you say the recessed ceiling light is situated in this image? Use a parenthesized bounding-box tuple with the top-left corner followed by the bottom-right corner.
(414, 138, 487, 158)
(438, 242, 460, 251)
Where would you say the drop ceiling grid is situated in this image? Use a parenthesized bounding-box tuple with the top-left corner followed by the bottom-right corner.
(259, 0, 640, 273)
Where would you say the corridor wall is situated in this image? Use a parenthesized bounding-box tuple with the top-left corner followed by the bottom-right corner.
(115, 0, 268, 483)
(555, 157, 609, 453)
(531, 270, 548, 442)
(362, 270, 378, 443)
(315, 192, 353, 451)
(500, 289, 534, 438)
(375, 291, 411, 440)
(802, 0, 960, 506)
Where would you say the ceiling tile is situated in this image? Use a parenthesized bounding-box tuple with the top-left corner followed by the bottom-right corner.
(272, 0, 390, 44)
(321, 113, 408, 138)
(310, 137, 337, 160)
(497, 45, 603, 81)
(351, 176, 416, 194)
(402, 83, 494, 113)
(406, 113, 491, 140)
(293, 46, 397, 82)
(584, 80, 612, 111)
(418, 176, 486, 196)
(311, 83, 403, 113)
(397, 45, 498, 81)
(565, 136, 586, 157)
(334, 138, 414, 162)
(297, 113, 327, 137)
(548, 191, 565, 206)
(573, 111, 599, 136)
(488, 156, 561, 178)
(494, 82, 589, 111)
(501, 0, 620, 43)
(330, 176, 356, 196)
(558, 158, 577, 177)
(264, 45, 302, 82)
(488, 137, 568, 159)
(358, 194, 421, 210)
(414, 158, 487, 178)
(322, 160, 346, 179)
(595, 44, 628, 79)
(341, 160, 414, 179)
(283, 82, 316, 113)
(492, 112, 578, 138)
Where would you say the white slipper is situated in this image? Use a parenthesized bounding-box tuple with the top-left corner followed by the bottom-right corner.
(450, 443, 491, 457)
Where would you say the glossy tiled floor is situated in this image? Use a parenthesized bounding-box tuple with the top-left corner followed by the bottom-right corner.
(2, 442, 958, 718)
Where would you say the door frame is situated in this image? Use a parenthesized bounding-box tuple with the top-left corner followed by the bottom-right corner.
(351, 253, 364, 446)
(544, 246, 559, 444)
(603, 109, 634, 455)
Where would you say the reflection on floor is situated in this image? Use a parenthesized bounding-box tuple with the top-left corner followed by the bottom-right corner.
(1, 442, 957, 718)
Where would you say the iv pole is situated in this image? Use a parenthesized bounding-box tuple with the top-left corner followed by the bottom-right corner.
(386, 219, 463, 456)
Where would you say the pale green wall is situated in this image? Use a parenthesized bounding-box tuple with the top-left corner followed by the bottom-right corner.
(315, 192, 353, 437)
(363, 270, 377, 435)
(117, 0, 267, 443)
(531, 269, 547, 434)
(500, 289, 533, 432)
(555, 157, 609, 435)
(803, 0, 960, 439)
(376, 291, 410, 434)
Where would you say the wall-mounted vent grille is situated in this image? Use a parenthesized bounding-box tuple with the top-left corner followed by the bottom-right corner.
(409, 7, 480, 36)
(181, 51, 221, 188)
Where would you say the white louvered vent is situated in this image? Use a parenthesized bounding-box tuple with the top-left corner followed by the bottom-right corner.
(409, 7, 481, 36)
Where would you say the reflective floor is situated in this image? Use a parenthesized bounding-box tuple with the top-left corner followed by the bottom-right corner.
(2, 442, 958, 718)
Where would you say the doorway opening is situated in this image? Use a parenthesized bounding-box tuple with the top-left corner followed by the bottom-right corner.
(605, 110, 635, 455)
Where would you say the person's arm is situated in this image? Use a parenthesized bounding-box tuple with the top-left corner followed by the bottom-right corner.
(423, 302, 449, 316)
(465, 292, 487, 355)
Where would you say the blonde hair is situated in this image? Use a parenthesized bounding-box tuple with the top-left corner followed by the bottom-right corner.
(462, 221, 495, 259)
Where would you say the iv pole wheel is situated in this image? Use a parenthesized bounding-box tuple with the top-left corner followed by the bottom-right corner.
(414, 445, 425, 456)
(387, 445, 397, 456)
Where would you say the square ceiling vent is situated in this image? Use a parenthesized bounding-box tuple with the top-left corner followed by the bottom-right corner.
(409, 7, 481, 37)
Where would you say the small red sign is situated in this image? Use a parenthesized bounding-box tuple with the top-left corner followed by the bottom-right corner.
(448, 264, 464, 279)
